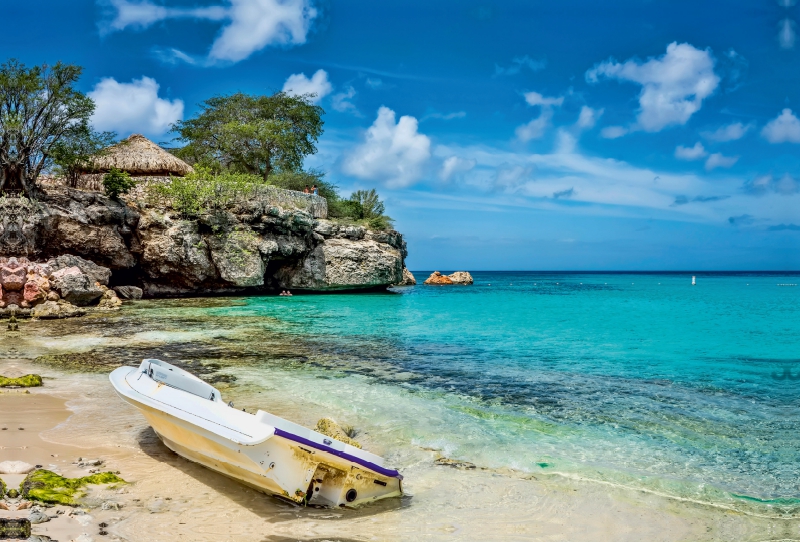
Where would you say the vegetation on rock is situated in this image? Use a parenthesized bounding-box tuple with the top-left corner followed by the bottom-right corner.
(102, 167, 136, 199)
(51, 127, 116, 188)
(21, 469, 125, 505)
(0, 374, 42, 387)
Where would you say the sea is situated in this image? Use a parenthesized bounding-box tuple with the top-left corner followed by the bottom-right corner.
(34, 271, 800, 519)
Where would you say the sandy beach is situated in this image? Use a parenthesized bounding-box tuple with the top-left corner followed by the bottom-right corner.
(0, 354, 794, 542)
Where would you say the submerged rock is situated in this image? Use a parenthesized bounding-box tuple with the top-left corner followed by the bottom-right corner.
(434, 457, 477, 470)
(113, 285, 142, 300)
(97, 289, 122, 310)
(0, 518, 31, 540)
(315, 418, 362, 449)
(31, 300, 85, 319)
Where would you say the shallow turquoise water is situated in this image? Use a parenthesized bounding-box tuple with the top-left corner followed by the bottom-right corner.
(203, 272, 798, 514)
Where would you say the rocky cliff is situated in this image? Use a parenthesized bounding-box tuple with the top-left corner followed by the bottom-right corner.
(0, 187, 408, 296)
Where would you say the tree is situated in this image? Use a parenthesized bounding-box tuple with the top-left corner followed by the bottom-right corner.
(173, 92, 324, 181)
(102, 168, 136, 200)
(51, 125, 116, 187)
(0, 60, 95, 198)
(349, 189, 385, 219)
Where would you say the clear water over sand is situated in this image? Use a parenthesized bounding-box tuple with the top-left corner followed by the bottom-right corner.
(7, 272, 800, 537)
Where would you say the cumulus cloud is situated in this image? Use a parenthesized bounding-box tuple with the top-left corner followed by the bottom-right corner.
(705, 153, 739, 171)
(743, 174, 800, 195)
(761, 109, 800, 143)
(282, 69, 331, 103)
(104, 0, 317, 63)
(515, 109, 554, 142)
(494, 55, 546, 76)
(523, 91, 564, 107)
(331, 86, 357, 113)
(576, 106, 603, 129)
(89, 76, 183, 136)
(779, 18, 796, 49)
(586, 42, 719, 132)
(675, 142, 707, 160)
(440, 156, 477, 181)
(701, 122, 752, 142)
(343, 106, 431, 188)
(600, 126, 628, 139)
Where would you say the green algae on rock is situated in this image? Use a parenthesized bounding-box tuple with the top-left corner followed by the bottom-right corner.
(314, 417, 362, 449)
(21, 470, 125, 505)
(0, 374, 43, 387)
(0, 476, 6, 497)
(0, 518, 31, 540)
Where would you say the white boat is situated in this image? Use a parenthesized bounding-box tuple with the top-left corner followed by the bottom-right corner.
(692, 276, 696, 286)
(109, 359, 403, 507)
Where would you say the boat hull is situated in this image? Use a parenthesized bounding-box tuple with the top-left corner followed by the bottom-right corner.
(110, 365, 402, 507)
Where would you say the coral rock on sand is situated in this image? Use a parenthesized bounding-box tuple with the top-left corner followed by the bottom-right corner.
(0, 375, 43, 388)
(315, 418, 362, 449)
(423, 271, 454, 285)
(50, 267, 103, 306)
(97, 289, 122, 310)
(113, 285, 143, 300)
(447, 271, 474, 285)
(31, 300, 85, 320)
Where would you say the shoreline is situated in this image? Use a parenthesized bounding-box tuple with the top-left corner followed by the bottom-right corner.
(0, 358, 794, 541)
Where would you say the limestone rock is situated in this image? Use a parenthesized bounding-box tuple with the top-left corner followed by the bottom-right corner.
(448, 271, 474, 285)
(113, 286, 143, 300)
(397, 267, 416, 286)
(46, 291, 60, 302)
(276, 238, 403, 290)
(50, 267, 103, 306)
(207, 229, 265, 287)
(0, 461, 36, 474)
(47, 255, 111, 286)
(424, 271, 454, 285)
(31, 300, 86, 319)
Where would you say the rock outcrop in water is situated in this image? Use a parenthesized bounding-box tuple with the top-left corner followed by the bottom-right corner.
(423, 271, 473, 285)
(0, 187, 408, 296)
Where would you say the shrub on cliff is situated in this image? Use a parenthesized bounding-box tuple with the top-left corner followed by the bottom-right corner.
(102, 168, 136, 199)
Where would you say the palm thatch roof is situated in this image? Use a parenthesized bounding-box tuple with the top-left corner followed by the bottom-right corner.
(86, 134, 193, 176)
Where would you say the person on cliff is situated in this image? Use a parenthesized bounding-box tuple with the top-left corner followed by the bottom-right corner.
(311, 185, 318, 195)
(303, 185, 310, 194)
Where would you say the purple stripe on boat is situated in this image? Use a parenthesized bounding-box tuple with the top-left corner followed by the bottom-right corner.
(274, 428, 403, 480)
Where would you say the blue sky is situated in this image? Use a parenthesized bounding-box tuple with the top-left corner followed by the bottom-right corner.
(6, 0, 800, 270)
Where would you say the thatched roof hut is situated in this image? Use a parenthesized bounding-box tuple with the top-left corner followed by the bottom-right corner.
(86, 134, 193, 177)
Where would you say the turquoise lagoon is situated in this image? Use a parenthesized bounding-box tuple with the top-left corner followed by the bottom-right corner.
(114, 273, 800, 516)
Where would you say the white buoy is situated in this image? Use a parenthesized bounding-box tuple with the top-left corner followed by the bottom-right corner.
(692, 276, 696, 286)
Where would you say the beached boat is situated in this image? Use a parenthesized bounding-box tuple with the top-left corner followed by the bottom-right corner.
(109, 359, 403, 507)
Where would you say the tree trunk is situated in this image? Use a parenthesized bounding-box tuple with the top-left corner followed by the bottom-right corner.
(0, 165, 40, 199)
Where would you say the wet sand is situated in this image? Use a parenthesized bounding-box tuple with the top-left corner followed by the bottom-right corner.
(0, 358, 795, 542)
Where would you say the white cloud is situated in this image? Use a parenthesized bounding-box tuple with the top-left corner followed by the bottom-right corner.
(779, 18, 796, 49)
(331, 86, 357, 113)
(440, 156, 477, 181)
(701, 122, 751, 142)
(523, 91, 564, 107)
(576, 106, 603, 129)
(343, 106, 432, 188)
(105, 0, 317, 63)
(675, 142, 707, 160)
(586, 42, 719, 132)
(421, 111, 467, 121)
(743, 174, 799, 195)
(282, 69, 331, 103)
(494, 55, 546, 76)
(762, 108, 800, 143)
(89, 76, 183, 136)
(600, 126, 628, 139)
(705, 153, 739, 171)
(515, 109, 554, 142)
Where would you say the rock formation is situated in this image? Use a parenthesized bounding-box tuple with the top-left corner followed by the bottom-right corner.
(0, 187, 408, 296)
(397, 267, 416, 285)
(423, 271, 474, 285)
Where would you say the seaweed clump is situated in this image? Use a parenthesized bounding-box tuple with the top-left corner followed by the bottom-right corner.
(21, 470, 125, 505)
(0, 374, 43, 388)
(315, 418, 362, 449)
(0, 476, 6, 497)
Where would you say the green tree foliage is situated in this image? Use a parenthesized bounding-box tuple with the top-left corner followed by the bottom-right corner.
(0, 60, 95, 198)
(102, 168, 136, 199)
(172, 92, 324, 180)
(51, 126, 116, 187)
(349, 189, 385, 219)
